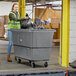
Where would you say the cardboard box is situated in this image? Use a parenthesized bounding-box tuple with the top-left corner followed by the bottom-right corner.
(0, 16, 5, 37)
(51, 18, 60, 28)
(4, 15, 8, 24)
(0, 27, 5, 37)
(0, 16, 4, 27)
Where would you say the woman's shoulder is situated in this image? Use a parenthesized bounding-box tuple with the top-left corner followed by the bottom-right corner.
(9, 11, 15, 17)
(9, 11, 20, 17)
(9, 11, 14, 15)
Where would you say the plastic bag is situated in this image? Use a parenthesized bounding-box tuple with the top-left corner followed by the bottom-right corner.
(21, 18, 36, 29)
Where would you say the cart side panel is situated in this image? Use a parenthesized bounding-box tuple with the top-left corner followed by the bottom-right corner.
(12, 32, 20, 45)
(19, 32, 33, 47)
(14, 45, 51, 61)
(36, 31, 54, 47)
(32, 48, 51, 61)
(14, 46, 33, 60)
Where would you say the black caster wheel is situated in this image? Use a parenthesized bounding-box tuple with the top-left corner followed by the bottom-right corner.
(44, 62, 48, 67)
(17, 58, 21, 63)
(31, 62, 35, 68)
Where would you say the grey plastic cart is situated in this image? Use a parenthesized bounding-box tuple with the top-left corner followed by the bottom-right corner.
(11, 29, 55, 68)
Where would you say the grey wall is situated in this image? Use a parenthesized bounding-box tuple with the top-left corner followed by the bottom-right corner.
(0, 2, 12, 15)
(69, 0, 76, 63)
(0, 1, 33, 18)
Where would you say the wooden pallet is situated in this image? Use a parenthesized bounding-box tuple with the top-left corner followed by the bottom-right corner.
(0, 37, 8, 41)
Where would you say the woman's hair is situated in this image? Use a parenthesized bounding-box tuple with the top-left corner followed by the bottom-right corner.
(11, 3, 18, 11)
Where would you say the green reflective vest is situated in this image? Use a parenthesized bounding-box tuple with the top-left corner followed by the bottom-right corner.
(8, 12, 21, 30)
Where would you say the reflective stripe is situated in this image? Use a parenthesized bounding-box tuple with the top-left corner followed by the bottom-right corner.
(8, 23, 20, 25)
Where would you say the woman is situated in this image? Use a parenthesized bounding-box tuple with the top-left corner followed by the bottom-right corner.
(7, 3, 20, 62)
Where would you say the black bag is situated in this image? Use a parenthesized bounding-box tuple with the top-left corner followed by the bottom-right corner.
(20, 18, 36, 29)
